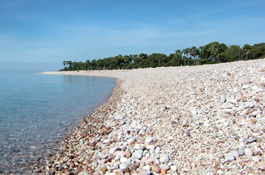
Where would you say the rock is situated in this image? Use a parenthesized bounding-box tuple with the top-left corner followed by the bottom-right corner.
(98, 152, 108, 159)
(115, 115, 123, 120)
(145, 137, 153, 144)
(244, 148, 253, 157)
(119, 163, 129, 170)
(231, 150, 239, 158)
(161, 168, 167, 174)
(252, 156, 260, 162)
(160, 164, 169, 170)
(225, 152, 235, 161)
(134, 144, 141, 150)
(170, 165, 178, 172)
(127, 137, 136, 144)
(255, 162, 265, 170)
(155, 147, 161, 154)
(143, 165, 151, 171)
(115, 151, 125, 157)
(126, 150, 132, 158)
(115, 155, 121, 161)
(117, 132, 124, 141)
(140, 156, 148, 163)
(168, 136, 174, 141)
(151, 164, 161, 173)
(78, 170, 90, 175)
(132, 150, 143, 159)
(120, 157, 131, 165)
(247, 137, 257, 144)
(238, 148, 244, 156)
(138, 169, 149, 175)
(146, 145, 155, 150)
(101, 167, 107, 173)
(159, 154, 169, 163)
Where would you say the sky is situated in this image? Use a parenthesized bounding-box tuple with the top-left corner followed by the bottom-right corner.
(0, 0, 265, 72)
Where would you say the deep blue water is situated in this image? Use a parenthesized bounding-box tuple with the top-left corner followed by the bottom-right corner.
(0, 72, 116, 174)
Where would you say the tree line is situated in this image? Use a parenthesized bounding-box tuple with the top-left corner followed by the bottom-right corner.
(61, 42, 265, 71)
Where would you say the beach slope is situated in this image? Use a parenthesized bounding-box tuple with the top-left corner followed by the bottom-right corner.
(41, 59, 265, 174)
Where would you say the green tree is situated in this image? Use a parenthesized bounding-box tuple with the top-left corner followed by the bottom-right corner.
(248, 43, 265, 59)
(227, 45, 241, 61)
(241, 44, 252, 60)
(175, 50, 182, 66)
(183, 48, 191, 65)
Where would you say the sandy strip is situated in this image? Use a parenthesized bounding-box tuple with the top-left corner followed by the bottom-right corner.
(39, 59, 265, 174)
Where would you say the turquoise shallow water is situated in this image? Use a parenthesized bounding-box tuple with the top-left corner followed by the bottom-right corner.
(0, 72, 116, 174)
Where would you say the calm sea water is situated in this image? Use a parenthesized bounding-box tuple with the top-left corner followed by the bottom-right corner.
(0, 72, 116, 174)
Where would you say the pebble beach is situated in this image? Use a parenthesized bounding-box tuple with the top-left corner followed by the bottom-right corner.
(40, 59, 265, 175)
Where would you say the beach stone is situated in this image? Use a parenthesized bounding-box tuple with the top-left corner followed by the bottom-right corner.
(247, 137, 257, 144)
(160, 164, 169, 170)
(98, 152, 108, 159)
(155, 147, 161, 154)
(127, 137, 136, 144)
(147, 145, 155, 150)
(115, 115, 123, 120)
(140, 156, 148, 163)
(231, 150, 239, 158)
(252, 156, 260, 162)
(115, 151, 125, 157)
(138, 169, 149, 175)
(125, 150, 132, 158)
(225, 153, 235, 161)
(134, 144, 141, 150)
(143, 165, 151, 171)
(139, 128, 146, 136)
(244, 148, 253, 157)
(151, 164, 161, 173)
(145, 137, 153, 144)
(114, 155, 121, 161)
(255, 162, 265, 170)
(161, 168, 167, 174)
(133, 150, 143, 159)
(101, 167, 107, 173)
(170, 165, 178, 172)
(120, 157, 131, 165)
(146, 157, 156, 165)
(238, 148, 244, 156)
(119, 163, 130, 170)
(78, 170, 90, 175)
(159, 154, 169, 163)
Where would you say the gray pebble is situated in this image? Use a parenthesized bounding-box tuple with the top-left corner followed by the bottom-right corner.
(98, 152, 108, 159)
(247, 137, 257, 144)
(145, 137, 153, 144)
(244, 148, 253, 157)
(170, 165, 178, 172)
(225, 152, 235, 161)
(133, 150, 143, 159)
(159, 154, 169, 163)
(119, 163, 129, 170)
(238, 148, 244, 156)
(231, 150, 239, 158)
(160, 164, 170, 170)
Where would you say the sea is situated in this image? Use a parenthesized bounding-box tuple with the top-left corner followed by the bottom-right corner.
(0, 71, 116, 174)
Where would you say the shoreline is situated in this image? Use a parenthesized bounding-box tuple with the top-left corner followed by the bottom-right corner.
(39, 59, 265, 174)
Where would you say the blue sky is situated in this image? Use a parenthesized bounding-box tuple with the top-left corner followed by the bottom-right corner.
(0, 0, 265, 71)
